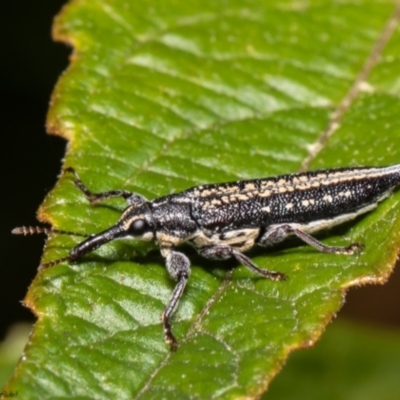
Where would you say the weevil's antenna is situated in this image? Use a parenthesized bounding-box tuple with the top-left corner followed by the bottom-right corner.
(12, 226, 92, 269)
(39, 256, 73, 269)
(12, 226, 90, 238)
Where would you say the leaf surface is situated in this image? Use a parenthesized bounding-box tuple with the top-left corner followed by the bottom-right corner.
(5, 0, 400, 398)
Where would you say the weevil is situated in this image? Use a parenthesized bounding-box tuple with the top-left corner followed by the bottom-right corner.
(13, 164, 400, 349)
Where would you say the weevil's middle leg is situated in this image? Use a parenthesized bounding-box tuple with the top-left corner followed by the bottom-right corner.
(258, 224, 363, 254)
(65, 167, 146, 206)
(161, 248, 191, 350)
(198, 245, 287, 281)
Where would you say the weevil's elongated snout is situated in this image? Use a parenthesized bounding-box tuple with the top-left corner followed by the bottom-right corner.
(35, 224, 126, 269)
(68, 224, 126, 262)
(39, 204, 156, 268)
(13, 202, 156, 269)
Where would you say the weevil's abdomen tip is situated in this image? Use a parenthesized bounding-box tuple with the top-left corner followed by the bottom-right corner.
(12, 227, 25, 235)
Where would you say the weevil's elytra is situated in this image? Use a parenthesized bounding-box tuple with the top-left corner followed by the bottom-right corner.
(13, 164, 400, 350)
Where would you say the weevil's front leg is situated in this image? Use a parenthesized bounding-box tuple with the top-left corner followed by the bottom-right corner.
(65, 167, 147, 206)
(161, 248, 191, 350)
(198, 245, 286, 281)
(258, 224, 363, 254)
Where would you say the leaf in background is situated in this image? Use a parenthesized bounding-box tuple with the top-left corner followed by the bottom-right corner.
(0, 324, 31, 390)
(5, 0, 400, 398)
(266, 319, 400, 400)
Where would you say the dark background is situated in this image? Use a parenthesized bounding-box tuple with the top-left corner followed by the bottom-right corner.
(1, 1, 399, 342)
(1, 2, 68, 338)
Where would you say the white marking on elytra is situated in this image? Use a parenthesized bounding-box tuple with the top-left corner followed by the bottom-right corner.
(190, 228, 260, 252)
(259, 190, 272, 197)
(192, 165, 400, 204)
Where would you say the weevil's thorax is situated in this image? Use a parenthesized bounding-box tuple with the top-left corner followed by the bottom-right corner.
(151, 196, 199, 247)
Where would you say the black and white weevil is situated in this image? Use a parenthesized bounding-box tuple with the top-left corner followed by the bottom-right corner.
(13, 164, 400, 349)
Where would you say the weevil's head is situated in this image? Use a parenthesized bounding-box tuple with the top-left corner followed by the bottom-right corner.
(117, 202, 156, 241)
(66, 202, 156, 264)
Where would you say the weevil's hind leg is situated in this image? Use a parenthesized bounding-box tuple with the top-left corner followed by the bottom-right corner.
(258, 224, 363, 255)
(161, 248, 191, 350)
(65, 167, 147, 206)
(198, 245, 287, 281)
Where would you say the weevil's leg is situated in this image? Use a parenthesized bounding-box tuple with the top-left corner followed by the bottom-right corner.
(65, 167, 132, 203)
(258, 224, 363, 255)
(161, 248, 191, 350)
(65, 167, 147, 206)
(198, 245, 286, 281)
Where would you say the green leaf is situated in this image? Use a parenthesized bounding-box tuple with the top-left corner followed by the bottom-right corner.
(5, 0, 400, 398)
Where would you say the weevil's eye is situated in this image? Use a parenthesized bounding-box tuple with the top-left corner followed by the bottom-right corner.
(128, 219, 148, 236)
